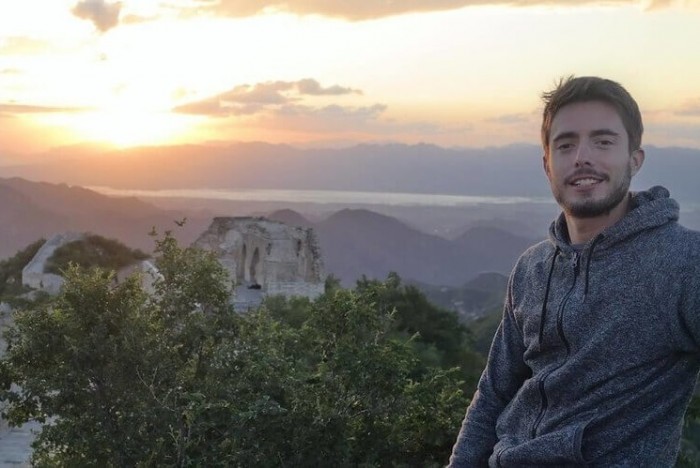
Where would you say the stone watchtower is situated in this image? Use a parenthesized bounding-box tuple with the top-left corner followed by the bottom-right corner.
(193, 217, 325, 309)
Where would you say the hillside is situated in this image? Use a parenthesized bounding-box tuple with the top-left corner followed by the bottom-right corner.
(1, 179, 534, 288)
(311, 208, 533, 286)
(316, 208, 455, 286)
(0, 184, 70, 259)
(414, 272, 508, 322)
(0, 177, 209, 259)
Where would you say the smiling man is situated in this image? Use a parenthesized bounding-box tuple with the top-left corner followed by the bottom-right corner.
(448, 76, 700, 466)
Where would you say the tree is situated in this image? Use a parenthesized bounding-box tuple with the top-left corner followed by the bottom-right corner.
(354, 272, 485, 392)
(1, 234, 472, 466)
(0, 231, 237, 466)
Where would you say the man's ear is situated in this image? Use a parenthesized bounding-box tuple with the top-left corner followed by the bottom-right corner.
(630, 148, 645, 177)
(543, 154, 551, 180)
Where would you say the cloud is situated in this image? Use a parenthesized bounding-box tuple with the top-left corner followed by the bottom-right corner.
(184, 0, 666, 21)
(72, 0, 122, 32)
(0, 103, 87, 115)
(174, 79, 362, 117)
(278, 103, 387, 119)
(249, 103, 394, 137)
(296, 78, 362, 96)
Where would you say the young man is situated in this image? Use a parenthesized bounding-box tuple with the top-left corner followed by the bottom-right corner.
(448, 76, 700, 466)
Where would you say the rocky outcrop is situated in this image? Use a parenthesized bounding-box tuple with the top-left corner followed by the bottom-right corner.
(193, 217, 325, 309)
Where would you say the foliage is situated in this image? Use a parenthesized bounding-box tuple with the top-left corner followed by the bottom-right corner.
(354, 272, 485, 392)
(468, 305, 504, 357)
(44, 234, 149, 275)
(0, 238, 45, 302)
(0, 231, 236, 466)
(0, 233, 472, 466)
(678, 394, 700, 467)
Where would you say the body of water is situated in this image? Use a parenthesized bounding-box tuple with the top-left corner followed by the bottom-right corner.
(87, 187, 554, 207)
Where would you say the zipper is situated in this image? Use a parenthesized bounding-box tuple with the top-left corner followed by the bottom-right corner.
(530, 252, 580, 439)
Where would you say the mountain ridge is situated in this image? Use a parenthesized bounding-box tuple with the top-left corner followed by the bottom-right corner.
(6, 142, 700, 203)
(0, 179, 535, 288)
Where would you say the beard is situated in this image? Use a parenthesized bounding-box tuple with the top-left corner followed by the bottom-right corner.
(553, 164, 632, 219)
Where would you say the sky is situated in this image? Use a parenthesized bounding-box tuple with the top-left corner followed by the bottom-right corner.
(1, 0, 700, 156)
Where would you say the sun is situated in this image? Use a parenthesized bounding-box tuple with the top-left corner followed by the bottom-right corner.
(31, 78, 204, 149)
(57, 108, 197, 148)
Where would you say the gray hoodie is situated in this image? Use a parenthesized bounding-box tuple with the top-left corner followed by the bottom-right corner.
(449, 186, 700, 467)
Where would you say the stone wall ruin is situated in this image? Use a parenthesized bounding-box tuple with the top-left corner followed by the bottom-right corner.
(193, 217, 325, 309)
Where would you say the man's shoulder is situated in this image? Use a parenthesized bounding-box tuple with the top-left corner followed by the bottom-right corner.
(517, 239, 555, 264)
(655, 221, 700, 254)
(507, 239, 555, 282)
(674, 223, 700, 261)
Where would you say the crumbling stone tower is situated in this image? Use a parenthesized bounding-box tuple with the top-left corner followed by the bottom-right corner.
(193, 217, 325, 308)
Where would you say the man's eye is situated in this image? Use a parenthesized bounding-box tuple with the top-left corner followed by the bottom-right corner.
(596, 139, 614, 146)
(557, 143, 574, 151)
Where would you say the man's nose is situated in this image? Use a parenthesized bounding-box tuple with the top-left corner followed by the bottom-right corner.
(574, 142, 593, 166)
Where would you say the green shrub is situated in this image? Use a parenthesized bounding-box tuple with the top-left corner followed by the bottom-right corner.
(45, 234, 149, 275)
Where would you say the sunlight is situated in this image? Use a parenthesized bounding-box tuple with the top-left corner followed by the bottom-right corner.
(71, 110, 196, 148)
(35, 109, 198, 149)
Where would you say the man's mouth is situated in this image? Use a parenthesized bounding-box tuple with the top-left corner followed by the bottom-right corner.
(567, 173, 606, 187)
(570, 178, 602, 187)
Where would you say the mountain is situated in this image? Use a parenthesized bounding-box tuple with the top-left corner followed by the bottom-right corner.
(5, 142, 700, 205)
(267, 209, 314, 227)
(1, 179, 531, 287)
(0, 177, 158, 218)
(452, 226, 534, 276)
(315, 208, 455, 286)
(0, 178, 209, 259)
(415, 272, 508, 322)
(312, 209, 534, 287)
(0, 184, 65, 258)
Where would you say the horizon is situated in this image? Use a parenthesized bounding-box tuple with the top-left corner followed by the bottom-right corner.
(2, 1, 700, 157)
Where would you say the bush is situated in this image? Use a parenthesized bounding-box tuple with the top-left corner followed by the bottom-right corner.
(44, 234, 149, 275)
(0, 233, 473, 466)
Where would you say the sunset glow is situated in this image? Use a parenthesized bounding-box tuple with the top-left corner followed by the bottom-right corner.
(1, 1, 700, 154)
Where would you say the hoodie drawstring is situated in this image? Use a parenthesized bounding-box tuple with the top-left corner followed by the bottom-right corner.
(538, 247, 560, 346)
(583, 235, 603, 296)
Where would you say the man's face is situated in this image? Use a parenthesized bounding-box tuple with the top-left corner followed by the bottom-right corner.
(543, 101, 644, 219)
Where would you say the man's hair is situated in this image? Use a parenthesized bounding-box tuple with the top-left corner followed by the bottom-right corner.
(541, 76, 643, 156)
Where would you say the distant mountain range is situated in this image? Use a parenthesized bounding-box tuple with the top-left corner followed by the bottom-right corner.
(4, 142, 700, 203)
(1, 178, 535, 289)
(411, 272, 508, 322)
(268, 207, 534, 286)
(0, 177, 209, 259)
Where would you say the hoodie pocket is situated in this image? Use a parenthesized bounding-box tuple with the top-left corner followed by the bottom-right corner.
(491, 418, 592, 467)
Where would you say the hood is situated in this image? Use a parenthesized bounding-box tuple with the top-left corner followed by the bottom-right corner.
(548, 185, 679, 253)
(536, 186, 679, 314)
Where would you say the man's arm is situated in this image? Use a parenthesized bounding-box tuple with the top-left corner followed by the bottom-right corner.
(448, 285, 530, 467)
